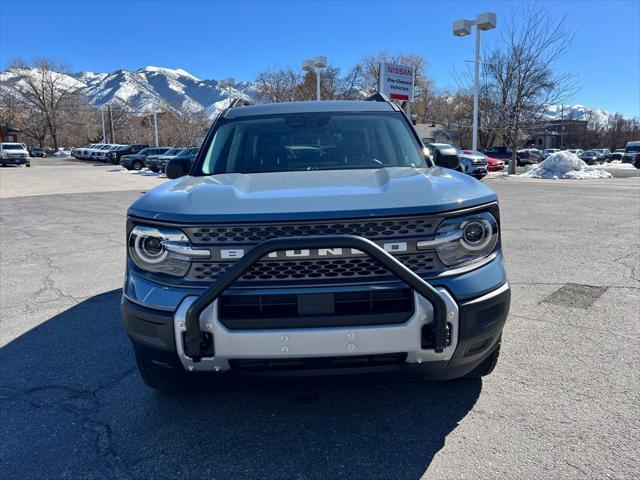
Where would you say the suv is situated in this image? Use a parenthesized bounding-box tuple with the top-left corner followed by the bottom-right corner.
(120, 147, 169, 170)
(121, 99, 510, 390)
(1, 142, 31, 167)
(622, 141, 640, 164)
(457, 149, 489, 179)
(106, 144, 149, 164)
(146, 147, 184, 172)
(29, 147, 47, 158)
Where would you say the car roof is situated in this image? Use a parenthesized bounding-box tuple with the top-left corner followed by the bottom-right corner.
(224, 100, 396, 119)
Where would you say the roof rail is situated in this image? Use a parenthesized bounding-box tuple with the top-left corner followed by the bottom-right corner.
(365, 92, 392, 103)
(365, 92, 401, 111)
(229, 97, 254, 108)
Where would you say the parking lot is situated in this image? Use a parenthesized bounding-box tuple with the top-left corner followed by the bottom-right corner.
(1, 158, 639, 479)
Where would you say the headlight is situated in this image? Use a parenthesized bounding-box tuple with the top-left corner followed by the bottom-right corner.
(417, 211, 498, 267)
(128, 225, 209, 277)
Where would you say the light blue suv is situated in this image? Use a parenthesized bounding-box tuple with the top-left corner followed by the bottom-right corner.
(121, 97, 510, 389)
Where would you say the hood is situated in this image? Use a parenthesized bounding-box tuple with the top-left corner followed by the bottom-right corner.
(129, 167, 498, 222)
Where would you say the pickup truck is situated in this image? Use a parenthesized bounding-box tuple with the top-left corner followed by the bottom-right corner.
(121, 98, 510, 390)
(0, 142, 31, 167)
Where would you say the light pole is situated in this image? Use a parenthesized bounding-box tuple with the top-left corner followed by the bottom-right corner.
(453, 12, 496, 152)
(302, 56, 327, 101)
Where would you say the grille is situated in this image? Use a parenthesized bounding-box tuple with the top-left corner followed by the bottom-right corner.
(184, 216, 439, 244)
(187, 253, 442, 284)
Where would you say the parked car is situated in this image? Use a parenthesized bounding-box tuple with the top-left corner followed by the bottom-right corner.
(481, 146, 533, 166)
(123, 98, 510, 390)
(92, 144, 122, 161)
(519, 148, 541, 161)
(458, 150, 489, 178)
(29, 147, 47, 158)
(611, 149, 625, 161)
(106, 144, 149, 164)
(622, 141, 640, 164)
(593, 149, 612, 162)
(84, 144, 112, 160)
(579, 150, 603, 165)
(0, 142, 31, 167)
(565, 149, 584, 156)
(72, 144, 100, 159)
(541, 148, 561, 160)
(120, 147, 170, 170)
(158, 147, 198, 173)
(146, 147, 183, 172)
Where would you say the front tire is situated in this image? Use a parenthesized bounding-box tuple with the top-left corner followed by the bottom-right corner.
(463, 337, 501, 378)
(132, 160, 143, 171)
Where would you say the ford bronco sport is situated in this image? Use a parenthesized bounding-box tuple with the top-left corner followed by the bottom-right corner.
(121, 97, 510, 390)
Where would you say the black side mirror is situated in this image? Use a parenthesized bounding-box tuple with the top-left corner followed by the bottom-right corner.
(166, 157, 191, 179)
(434, 154, 460, 170)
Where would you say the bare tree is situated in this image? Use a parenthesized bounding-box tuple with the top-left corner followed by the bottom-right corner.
(483, 6, 578, 172)
(255, 67, 302, 103)
(9, 58, 85, 150)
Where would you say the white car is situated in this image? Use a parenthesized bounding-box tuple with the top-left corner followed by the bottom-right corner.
(85, 144, 113, 160)
(541, 148, 561, 159)
(565, 149, 584, 156)
(73, 144, 102, 159)
(92, 144, 122, 161)
(0, 142, 31, 167)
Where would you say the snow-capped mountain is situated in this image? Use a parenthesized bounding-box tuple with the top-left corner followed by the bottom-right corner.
(543, 104, 612, 125)
(0, 66, 257, 117)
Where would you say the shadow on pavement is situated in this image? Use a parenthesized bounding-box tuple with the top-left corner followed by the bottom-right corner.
(0, 290, 481, 479)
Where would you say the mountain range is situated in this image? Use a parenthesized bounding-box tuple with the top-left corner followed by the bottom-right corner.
(0, 65, 620, 123)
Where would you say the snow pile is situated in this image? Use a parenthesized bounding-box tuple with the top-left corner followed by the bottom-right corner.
(521, 151, 612, 179)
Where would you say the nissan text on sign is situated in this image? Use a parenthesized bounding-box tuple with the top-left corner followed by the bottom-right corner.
(379, 62, 415, 101)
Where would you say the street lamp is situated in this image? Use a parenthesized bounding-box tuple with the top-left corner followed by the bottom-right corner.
(302, 56, 327, 101)
(453, 12, 496, 152)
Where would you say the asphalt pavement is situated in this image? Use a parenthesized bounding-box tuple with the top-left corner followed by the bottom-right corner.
(1, 159, 638, 479)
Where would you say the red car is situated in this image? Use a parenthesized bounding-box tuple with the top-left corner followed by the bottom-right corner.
(462, 150, 504, 171)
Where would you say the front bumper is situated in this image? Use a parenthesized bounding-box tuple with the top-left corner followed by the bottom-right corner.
(122, 282, 509, 380)
(2, 157, 28, 165)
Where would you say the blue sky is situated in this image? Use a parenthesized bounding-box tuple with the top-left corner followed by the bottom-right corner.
(1, 0, 638, 117)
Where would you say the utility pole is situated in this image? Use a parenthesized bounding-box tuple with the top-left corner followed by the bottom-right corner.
(560, 104, 564, 148)
(100, 108, 106, 143)
(152, 112, 159, 147)
(107, 104, 115, 143)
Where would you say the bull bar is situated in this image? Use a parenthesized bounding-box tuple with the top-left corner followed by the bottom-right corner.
(183, 235, 451, 362)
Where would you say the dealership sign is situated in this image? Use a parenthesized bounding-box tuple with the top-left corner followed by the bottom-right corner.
(379, 62, 415, 101)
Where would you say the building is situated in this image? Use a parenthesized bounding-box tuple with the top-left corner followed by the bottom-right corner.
(0, 125, 23, 143)
(414, 122, 460, 146)
(525, 119, 588, 149)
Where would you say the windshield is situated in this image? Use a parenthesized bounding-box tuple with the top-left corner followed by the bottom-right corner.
(625, 145, 640, 153)
(1, 143, 24, 150)
(198, 112, 427, 175)
(164, 148, 182, 156)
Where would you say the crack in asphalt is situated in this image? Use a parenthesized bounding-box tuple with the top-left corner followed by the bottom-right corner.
(0, 366, 136, 480)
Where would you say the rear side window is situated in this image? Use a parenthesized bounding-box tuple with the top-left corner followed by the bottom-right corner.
(199, 112, 426, 175)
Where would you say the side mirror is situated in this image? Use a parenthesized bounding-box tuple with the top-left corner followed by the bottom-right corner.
(166, 157, 191, 179)
(434, 154, 460, 170)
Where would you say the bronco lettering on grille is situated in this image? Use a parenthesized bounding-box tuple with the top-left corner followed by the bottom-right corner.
(219, 242, 408, 260)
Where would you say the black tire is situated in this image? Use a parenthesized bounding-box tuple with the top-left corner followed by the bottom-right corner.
(135, 351, 189, 391)
(132, 160, 143, 171)
(463, 337, 501, 378)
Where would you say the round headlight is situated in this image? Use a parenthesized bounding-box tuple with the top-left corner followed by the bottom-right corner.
(128, 225, 193, 277)
(134, 235, 167, 264)
(461, 218, 493, 251)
